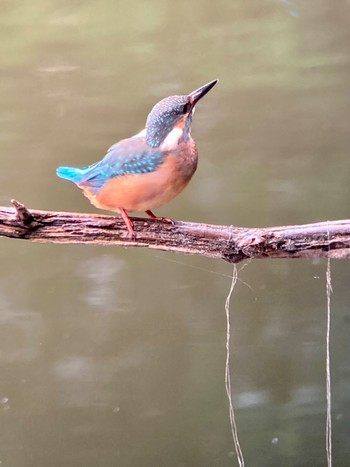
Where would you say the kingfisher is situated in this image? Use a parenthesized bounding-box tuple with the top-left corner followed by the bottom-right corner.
(56, 79, 218, 236)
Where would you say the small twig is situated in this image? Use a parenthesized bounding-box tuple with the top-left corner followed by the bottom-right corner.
(1, 201, 350, 262)
(11, 199, 35, 225)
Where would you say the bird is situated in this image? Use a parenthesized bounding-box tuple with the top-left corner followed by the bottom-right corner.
(56, 79, 218, 236)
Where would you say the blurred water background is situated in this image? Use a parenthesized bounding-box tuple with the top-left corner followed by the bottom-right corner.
(0, 1, 350, 466)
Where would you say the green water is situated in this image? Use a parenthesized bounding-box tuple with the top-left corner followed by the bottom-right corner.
(0, 1, 350, 466)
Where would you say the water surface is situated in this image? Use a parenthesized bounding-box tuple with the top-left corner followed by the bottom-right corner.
(0, 1, 350, 466)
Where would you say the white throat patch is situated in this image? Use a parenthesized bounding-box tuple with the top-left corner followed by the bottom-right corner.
(132, 128, 147, 138)
(159, 127, 183, 152)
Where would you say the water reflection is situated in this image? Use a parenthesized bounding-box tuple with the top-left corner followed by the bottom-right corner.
(1, 0, 350, 466)
(0, 291, 44, 365)
(78, 255, 125, 309)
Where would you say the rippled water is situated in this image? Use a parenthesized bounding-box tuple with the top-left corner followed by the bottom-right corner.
(0, 1, 350, 466)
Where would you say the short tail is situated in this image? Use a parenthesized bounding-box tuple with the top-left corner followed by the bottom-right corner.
(56, 166, 85, 183)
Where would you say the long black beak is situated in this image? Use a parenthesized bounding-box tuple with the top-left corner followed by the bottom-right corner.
(189, 79, 218, 106)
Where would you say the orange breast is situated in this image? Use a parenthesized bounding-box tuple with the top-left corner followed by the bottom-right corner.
(81, 142, 198, 213)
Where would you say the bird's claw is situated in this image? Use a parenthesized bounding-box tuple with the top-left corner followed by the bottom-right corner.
(145, 210, 174, 225)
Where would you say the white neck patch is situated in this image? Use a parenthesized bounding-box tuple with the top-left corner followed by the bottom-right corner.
(159, 127, 183, 152)
(132, 128, 147, 138)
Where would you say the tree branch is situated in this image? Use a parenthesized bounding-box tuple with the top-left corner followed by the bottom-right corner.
(0, 200, 349, 263)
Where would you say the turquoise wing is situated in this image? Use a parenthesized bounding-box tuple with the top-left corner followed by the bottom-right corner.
(56, 137, 165, 189)
(78, 138, 165, 189)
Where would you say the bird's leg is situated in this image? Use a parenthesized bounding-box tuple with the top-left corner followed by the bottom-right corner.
(119, 208, 135, 237)
(145, 210, 174, 224)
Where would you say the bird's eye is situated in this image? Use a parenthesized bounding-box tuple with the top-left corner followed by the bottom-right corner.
(183, 103, 191, 114)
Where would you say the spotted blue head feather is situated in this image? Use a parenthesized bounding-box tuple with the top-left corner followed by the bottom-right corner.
(145, 95, 190, 148)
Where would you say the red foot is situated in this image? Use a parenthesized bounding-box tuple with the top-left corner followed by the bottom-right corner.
(119, 208, 135, 237)
(145, 210, 175, 225)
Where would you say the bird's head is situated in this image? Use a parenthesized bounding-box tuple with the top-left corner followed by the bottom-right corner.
(145, 79, 218, 150)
